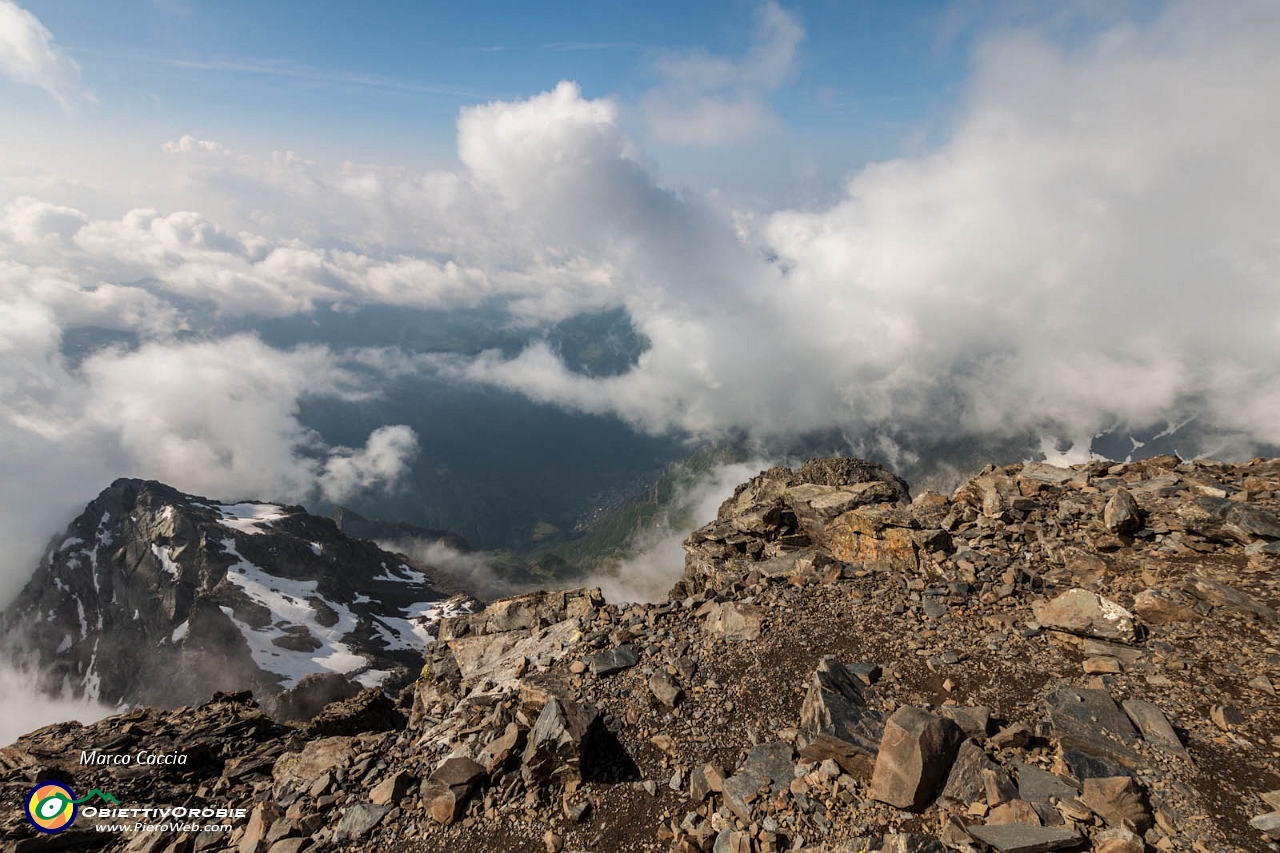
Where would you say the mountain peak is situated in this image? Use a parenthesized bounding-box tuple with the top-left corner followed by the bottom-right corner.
(0, 480, 454, 711)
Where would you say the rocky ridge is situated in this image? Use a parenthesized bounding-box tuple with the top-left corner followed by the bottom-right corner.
(0, 479, 452, 712)
(3, 456, 1280, 852)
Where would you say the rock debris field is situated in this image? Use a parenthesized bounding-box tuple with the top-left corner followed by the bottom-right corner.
(3, 455, 1280, 853)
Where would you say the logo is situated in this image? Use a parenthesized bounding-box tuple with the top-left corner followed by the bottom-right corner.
(24, 783, 76, 834)
(23, 784, 119, 834)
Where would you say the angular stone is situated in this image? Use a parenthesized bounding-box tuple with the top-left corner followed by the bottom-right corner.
(420, 779, 467, 825)
(825, 520, 919, 573)
(722, 742, 795, 822)
(987, 799, 1042, 826)
(1121, 699, 1187, 756)
(1093, 827, 1144, 853)
(869, 706, 964, 810)
(1185, 575, 1279, 623)
(266, 840, 311, 853)
(1019, 463, 1075, 486)
(478, 722, 526, 773)
(1132, 588, 1200, 624)
(1016, 766, 1078, 804)
(649, 671, 683, 707)
(334, 803, 390, 841)
(1082, 776, 1152, 833)
(1033, 589, 1136, 643)
(591, 644, 638, 676)
(938, 705, 990, 739)
(431, 756, 487, 789)
(272, 737, 354, 789)
(965, 824, 1081, 852)
(238, 804, 273, 853)
(1060, 750, 1130, 783)
(798, 655, 884, 776)
(1251, 811, 1280, 840)
(1045, 687, 1139, 769)
(712, 829, 752, 853)
(522, 697, 602, 789)
(368, 770, 413, 806)
(702, 602, 765, 641)
(1211, 703, 1244, 731)
(940, 740, 1011, 806)
(1104, 488, 1141, 533)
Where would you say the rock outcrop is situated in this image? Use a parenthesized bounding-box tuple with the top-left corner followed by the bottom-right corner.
(0, 479, 454, 709)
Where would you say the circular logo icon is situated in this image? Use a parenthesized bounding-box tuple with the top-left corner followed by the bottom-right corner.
(24, 782, 77, 834)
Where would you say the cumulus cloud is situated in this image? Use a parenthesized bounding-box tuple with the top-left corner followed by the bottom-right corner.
(319, 425, 419, 502)
(445, 2, 1280, 463)
(161, 135, 231, 155)
(641, 2, 803, 145)
(0, 0, 84, 105)
(5, 0, 1280, 605)
(0, 322, 418, 605)
(590, 460, 774, 605)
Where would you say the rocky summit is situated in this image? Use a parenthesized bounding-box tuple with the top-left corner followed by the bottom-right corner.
(0, 479, 453, 713)
(3, 457, 1280, 853)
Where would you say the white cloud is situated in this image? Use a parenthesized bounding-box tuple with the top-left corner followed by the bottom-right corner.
(3, 0, 1280, 607)
(0, 0, 84, 105)
(161, 135, 231, 155)
(590, 460, 773, 605)
(319, 424, 419, 502)
(0, 662, 110, 746)
(641, 2, 804, 146)
(0, 322, 418, 605)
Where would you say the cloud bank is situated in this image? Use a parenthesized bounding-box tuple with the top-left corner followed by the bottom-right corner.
(4, 1, 1280, 605)
(0, 0, 83, 105)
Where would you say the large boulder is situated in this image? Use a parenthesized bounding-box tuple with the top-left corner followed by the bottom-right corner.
(869, 707, 964, 810)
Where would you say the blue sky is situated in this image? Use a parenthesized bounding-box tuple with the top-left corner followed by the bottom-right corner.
(10, 0, 1124, 201)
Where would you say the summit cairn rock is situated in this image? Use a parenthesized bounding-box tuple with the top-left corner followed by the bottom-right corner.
(869, 706, 963, 810)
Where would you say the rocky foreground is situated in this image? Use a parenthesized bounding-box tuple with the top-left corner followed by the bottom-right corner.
(3, 456, 1280, 852)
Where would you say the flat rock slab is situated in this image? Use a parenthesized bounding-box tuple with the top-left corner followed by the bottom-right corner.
(1121, 699, 1187, 756)
(1033, 589, 1136, 643)
(1045, 687, 1140, 769)
(1251, 811, 1280, 840)
(966, 824, 1082, 852)
(592, 644, 639, 676)
(941, 740, 1011, 805)
(722, 741, 795, 822)
(1016, 765, 1078, 804)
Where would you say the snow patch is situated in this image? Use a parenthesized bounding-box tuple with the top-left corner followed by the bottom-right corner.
(56, 634, 72, 653)
(150, 544, 182, 581)
(58, 537, 84, 552)
(170, 620, 189, 643)
(219, 538, 365, 688)
(373, 563, 429, 584)
(215, 502, 290, 535)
